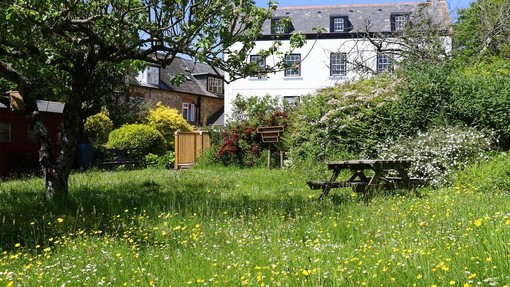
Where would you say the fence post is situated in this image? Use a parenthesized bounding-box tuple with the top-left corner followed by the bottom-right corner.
(174, 130, 180, 170)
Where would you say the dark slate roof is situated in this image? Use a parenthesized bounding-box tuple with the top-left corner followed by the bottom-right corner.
(262, 0, 450, 34)
(133, 56, 224, 99)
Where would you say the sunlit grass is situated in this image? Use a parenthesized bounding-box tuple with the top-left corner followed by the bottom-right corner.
(0, 166, 509, 286)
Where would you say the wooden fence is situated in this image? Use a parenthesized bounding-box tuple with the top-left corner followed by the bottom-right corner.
(174, 130, 211, 169)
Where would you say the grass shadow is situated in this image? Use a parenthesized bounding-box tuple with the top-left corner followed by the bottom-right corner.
(0, 168, 355, 251)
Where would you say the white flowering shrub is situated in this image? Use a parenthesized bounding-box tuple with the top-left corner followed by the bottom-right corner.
(376, 125, 494, 187)
(286, 74, 399, 164)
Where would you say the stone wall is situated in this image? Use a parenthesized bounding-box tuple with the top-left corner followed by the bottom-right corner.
(200, 97, 223, 126)
(129, 85, 223, 126)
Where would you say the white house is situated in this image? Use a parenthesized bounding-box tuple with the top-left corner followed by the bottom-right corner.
(224, 0, 451, 121)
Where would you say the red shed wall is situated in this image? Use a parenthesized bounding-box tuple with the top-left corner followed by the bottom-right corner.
(0, 110, 62, 177)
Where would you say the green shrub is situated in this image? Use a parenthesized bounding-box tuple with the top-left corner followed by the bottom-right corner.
(453, 152, 510, 193)
(147, 102, 192, 150)
(388, 62, 452, 137)
(84, 109, 113, 148)
(376, 125, 494, 187)
(229, 94, 290, 126)
(106, 124, 166, 155)
(145, 151, 175, 169)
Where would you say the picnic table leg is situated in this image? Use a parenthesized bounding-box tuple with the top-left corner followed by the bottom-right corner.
(394, 167, 422, 197)
(362, 169, 383, 204)
(320, 168, 341, 199)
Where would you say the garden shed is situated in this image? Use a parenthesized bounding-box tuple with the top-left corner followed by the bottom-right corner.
(0, 92, 64, 177)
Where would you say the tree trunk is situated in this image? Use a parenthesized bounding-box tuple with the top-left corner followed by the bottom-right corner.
(21, 72, 84, 201)
(42, 71, 85, 200)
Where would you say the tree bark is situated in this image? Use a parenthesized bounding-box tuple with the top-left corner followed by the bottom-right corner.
(18, 70, 86, 200)
(42, 68, 86, 200)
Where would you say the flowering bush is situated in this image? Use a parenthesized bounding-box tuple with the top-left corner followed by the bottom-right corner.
(214, 95, 289, 167)
(215, 123, 262, 167)
(376, 125, 494, 187)
(147, 102, 192, 150)
(286, 74, 399, 165)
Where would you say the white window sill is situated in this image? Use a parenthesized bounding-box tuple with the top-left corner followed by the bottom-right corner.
(249, 76, 269, 80)
(329, 75, 349, 80)
(283, 76, 303, 80)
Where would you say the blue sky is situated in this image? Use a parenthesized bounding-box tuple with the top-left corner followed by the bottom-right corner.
(255, 0, 475, 21)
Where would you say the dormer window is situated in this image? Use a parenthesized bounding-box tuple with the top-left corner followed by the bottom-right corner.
(330, 16, 350, 32)
(271, 17, 291, 34)
(333, 17, 344, 32)
(208, 77, 223, 94)
(391, 13, 409, 31)
(147, 66, 159, 85)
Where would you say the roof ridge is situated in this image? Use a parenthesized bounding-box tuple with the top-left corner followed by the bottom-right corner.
(276, 2, 424, 9)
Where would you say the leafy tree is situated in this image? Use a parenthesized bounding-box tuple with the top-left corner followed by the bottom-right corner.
(0, 0, 306, 200)
(454, 0, 510, 62)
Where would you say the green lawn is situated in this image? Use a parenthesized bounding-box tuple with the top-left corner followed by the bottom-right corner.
(0, 166, 509, 286)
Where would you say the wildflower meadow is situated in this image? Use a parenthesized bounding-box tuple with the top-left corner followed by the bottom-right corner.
(0, 166, 509, 286)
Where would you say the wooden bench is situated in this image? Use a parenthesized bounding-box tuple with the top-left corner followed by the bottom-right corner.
(100, 148, 143, 169)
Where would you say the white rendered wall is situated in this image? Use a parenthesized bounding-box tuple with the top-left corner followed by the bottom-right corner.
(225, 38, 373, 121)
(224, 36, 451, 122)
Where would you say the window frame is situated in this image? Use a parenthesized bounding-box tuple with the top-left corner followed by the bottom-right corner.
(182, 102, 196, 122)
(377, 53, 393, 73)
(330, 53, 347, 76)
(332, 17, 345, 32)
(249, 55, 267, 77)
(330, 16, 349, 33)
(284, 96, 300, 106)
(0, 122, 11, 143)
(146, 66, 159, 85)
(391, 13, 410, 32)
(271, 17, 291, 35)
(284, 54, 301, 77)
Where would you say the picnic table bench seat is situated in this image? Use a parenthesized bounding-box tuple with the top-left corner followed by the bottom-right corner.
(307, 177, 426, 192)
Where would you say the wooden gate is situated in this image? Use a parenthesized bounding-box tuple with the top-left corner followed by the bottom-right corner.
(174, 130, 211, 169)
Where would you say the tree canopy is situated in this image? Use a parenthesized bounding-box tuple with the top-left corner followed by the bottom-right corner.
(0, 0, 303, 199)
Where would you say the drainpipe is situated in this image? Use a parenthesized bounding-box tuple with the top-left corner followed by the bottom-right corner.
(197, 95, 202, 127)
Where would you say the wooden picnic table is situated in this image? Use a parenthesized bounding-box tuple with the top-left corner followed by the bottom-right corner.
(307, 159, 425, 201)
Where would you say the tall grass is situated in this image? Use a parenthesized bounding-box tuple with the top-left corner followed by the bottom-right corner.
(0, 166, 509, 286)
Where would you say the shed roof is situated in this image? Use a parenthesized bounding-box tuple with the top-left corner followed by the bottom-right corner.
(0, 92, 64, 113)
